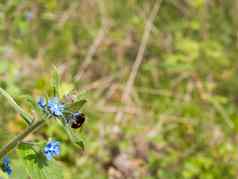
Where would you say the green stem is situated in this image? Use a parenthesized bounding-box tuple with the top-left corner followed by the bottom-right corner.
(0, 120, 46, 158)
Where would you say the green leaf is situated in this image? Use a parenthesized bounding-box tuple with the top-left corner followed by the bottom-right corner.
(76, 90, 88, 100)
(75, 140, 84, 151)
(65, 126, 85, 150)
(0, 87, 32, 125)
(17, 144, 63, 179)
(11, 159, 29, 179)
(66, 99, 87, 111)
(57, 119, 84, 151)
(0, 170, 9, 179)
(19, 95, 41, 114)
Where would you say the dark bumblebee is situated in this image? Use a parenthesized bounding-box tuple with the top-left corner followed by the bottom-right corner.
(67, 112, 85, 129)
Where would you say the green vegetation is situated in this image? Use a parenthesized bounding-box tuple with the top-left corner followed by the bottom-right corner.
(0, 0, 238, 178)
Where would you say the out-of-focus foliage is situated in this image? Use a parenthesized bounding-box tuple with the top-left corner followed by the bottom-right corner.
(0, 0, 238, 178)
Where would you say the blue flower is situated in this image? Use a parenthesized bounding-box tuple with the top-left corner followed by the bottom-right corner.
(37, 97, 46, 109)
(44, 140, 61, 160)
(47, 97, 64, 117)
(1, 156, 12, 175)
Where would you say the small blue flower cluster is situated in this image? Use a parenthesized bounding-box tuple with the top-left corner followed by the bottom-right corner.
(1, 140, 61, 175)
(35, 95, 84, 161)
(44, 140, 61, 160)
(38, 97, 64, 117)
(47, 97, 64, 116)
(1, 96, 64, 175)
(1, 156, 12, 175)
(37, 97, 65, 160)
(0, 73, 87, 176)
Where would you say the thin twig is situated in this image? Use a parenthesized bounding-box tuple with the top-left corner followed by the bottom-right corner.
(82, 76, 114, 91)
(115, 0, 162, 122)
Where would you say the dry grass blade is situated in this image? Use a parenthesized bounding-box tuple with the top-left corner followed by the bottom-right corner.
(115, 0, 163, 122)
(77, 23, 110, 80)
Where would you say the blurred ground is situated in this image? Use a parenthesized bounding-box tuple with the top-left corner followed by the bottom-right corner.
(1, 0, 238, 178)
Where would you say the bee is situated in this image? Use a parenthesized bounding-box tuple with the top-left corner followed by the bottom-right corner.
(66, 112, 85, 129)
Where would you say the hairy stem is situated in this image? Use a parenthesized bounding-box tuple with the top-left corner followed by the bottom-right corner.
(0, 120, 46, 158)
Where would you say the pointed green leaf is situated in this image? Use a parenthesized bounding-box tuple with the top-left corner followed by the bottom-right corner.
(76, 90, 88, 100)
(0, 170, 9, 179)
(75, 140, 84, 151)
(17, 144, 63, 179)
(66, 99, 87, 111)
(58, 120, 84, 151)
(0, 87, 32, 125)
(19, 95, 41, 113)
(11, 159, 29, 179)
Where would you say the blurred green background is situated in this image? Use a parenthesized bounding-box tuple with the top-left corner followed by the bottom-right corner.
(1, 0, 238, 178)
